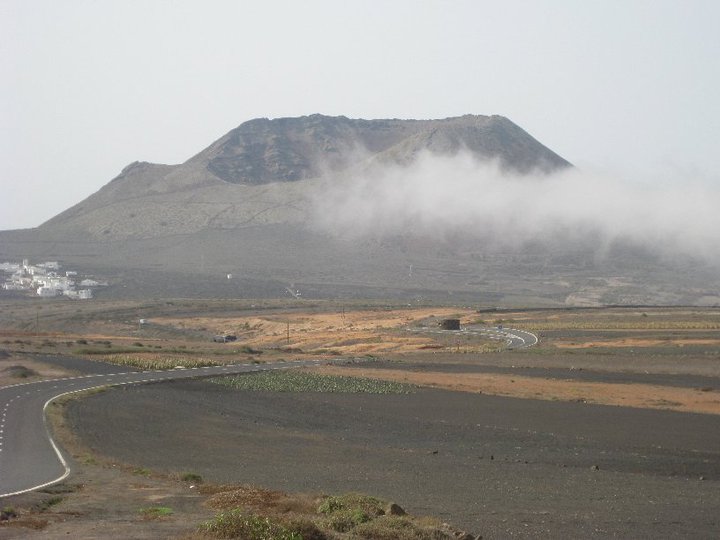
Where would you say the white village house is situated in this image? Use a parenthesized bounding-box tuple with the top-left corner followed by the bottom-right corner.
(0, 259, 102, 300)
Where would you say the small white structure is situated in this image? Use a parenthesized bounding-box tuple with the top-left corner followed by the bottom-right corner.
(37, 286, 59, 297)
(0, 262, 20, 273)
(2, 283, 26, 291)
(78, 289, 93, 299)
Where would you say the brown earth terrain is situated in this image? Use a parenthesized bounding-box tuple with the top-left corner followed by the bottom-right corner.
(152, 307, 488, 355)
(1, 303, 720, 538)
(313, 365, 720, 415)
(556, 338, 720, 348)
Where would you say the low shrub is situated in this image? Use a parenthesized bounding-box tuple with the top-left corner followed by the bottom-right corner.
(2, 365, 39, 378)
(180, 472, 203, 483)
(37, 496, 63, 512)
(200, 509, 301, 539)
(278, 517, 328, 540)
(207, 485, 283, 510)
(352, 515, 452, 539)
(323, 508, 371, 532)
(318, 493, 385, 516)
(318, 493, 385, 532)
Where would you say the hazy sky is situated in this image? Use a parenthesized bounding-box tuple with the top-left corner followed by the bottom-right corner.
(1, 0, 719, 230)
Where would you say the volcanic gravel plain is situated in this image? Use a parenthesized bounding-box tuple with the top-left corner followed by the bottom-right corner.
(2, 303, 720, 538)
(65, 368, 720, 538)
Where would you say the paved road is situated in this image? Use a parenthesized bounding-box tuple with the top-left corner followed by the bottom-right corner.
(0, 359, 328, 498)
(409, 325, 539, 349)
(0, 325, 536, 498)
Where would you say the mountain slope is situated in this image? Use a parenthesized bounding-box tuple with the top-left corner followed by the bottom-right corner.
(2, 114, 719, 305)
(41, 114, 570, 239)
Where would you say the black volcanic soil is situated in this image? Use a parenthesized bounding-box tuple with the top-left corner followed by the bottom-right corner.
(67, 379, 720, 539)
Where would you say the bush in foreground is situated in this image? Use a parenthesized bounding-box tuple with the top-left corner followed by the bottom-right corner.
(200, 509, 301, 539)
(196, 487, 471, 540)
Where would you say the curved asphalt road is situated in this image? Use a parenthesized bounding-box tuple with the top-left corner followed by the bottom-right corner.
(409, 325, 539, 349)
(0, 359, 328, 498)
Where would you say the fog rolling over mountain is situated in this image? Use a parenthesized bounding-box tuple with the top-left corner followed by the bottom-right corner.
(1, 114, 718, 306)
(41, 114, 569, 238)
(312, 152, 720, 263)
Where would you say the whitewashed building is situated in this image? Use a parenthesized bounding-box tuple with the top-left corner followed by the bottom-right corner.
(37, 286, 60, 297)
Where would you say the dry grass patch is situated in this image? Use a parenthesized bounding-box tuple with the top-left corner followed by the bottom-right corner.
(191, 486, 470, 540)
(155, 307, 478, 356)
(556, 338, 720, 348)
(530, 321, 720, 330)
(0, 353, 75, 386)
(206, 485, 286, 510)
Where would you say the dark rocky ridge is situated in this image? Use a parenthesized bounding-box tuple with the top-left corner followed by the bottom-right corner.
(192, 114, 571, 184)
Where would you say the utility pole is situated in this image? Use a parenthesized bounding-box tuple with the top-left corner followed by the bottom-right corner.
(286, 320, 290, 344)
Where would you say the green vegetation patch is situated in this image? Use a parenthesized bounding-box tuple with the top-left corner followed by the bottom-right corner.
(140, 506, 174, 519)
(179, 472, 203, 483)
(318, 494, 385, 533)
(318, 493, 385, 517)
(37, 496, 63, 512)
(352, 515, 448, 539)
(196, 486, 461, 540)
(211, 370, 416, 394)
(200, 509, 301, 539)
(97, 354, 221, 370)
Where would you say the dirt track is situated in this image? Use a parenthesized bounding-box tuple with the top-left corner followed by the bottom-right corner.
(67, 378, 720, 538)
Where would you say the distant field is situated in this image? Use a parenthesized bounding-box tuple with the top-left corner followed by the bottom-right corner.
(1, 299, 719, 412)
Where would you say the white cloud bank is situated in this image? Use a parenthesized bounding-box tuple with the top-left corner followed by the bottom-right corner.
(312, 152, 720, 263)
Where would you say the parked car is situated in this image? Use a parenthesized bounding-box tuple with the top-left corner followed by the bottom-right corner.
(213, 334, 237, 343)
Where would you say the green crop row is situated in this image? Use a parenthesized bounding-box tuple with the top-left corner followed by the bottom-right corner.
(100, 354, 222, 370)
(211, 370, 416, 394)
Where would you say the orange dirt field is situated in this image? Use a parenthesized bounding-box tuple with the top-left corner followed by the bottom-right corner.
(155, 307, 487, 355)
(555, 338, 720, 348)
